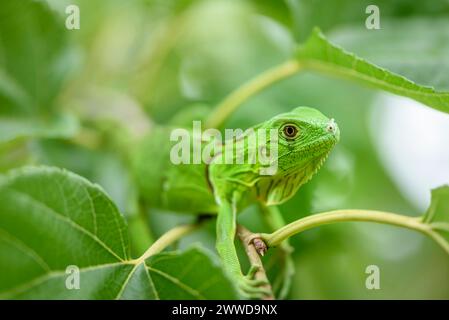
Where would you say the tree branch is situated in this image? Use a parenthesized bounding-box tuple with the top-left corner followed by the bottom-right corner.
(237, 224, 274, 300)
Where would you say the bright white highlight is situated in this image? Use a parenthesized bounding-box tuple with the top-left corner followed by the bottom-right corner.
(370, 94, 449, 211)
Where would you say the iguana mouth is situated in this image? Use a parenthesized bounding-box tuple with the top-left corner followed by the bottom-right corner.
(301, 135, 338, 158)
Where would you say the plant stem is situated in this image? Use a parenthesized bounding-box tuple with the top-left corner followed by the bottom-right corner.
(237, 225, 274, 300)
(261, 210, 430, 248)
(205, 60, 302, 129)
(133, 223, 199, 264)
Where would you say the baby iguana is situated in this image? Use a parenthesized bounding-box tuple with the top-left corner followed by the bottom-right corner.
(133, 107, 340, 298)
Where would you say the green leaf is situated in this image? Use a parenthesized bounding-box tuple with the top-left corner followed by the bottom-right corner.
(329, 19, 449, 92)
(0, 166, 237, 299)
(421, 186, 449, 254)
(296, 28, 449, 114)
(141, 248, 238, 300)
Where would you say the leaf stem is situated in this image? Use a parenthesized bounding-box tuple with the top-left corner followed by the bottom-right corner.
(205, 60, 302, 129)
(132, 223, 200, 264)
(261, 210, 431, 248)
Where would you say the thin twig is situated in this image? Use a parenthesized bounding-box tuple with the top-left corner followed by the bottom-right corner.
(237, 225, 274, 300)
(260, 209, 446, 252)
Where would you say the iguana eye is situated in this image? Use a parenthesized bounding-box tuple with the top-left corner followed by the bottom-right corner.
(281, 124, 300, 139)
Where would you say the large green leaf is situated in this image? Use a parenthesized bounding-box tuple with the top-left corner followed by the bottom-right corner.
(296, 28, 449, 114)
(0, 166, 237, 299)
(329, 19, 449, 92)
(139, 249, 238, 300)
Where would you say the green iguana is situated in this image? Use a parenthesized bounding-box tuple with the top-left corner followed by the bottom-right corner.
(132, 106, 340, 298)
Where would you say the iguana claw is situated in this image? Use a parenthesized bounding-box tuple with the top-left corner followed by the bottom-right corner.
(236, 265, 271, 299)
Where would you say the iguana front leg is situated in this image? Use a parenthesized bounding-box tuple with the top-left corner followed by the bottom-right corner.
(215, 194, 270, 299)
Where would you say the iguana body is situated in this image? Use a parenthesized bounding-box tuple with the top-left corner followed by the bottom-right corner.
(132, 107, 340, 298)
(134, 126, 218, 213)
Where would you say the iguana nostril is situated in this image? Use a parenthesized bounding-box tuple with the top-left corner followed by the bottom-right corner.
(326, 118, 337, 134)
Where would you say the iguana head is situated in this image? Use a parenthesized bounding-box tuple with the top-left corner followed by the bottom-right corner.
(253, 106, 340, 205)
(209, 107, 339, 205)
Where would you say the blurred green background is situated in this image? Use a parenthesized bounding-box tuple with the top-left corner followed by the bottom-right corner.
(1, 0, 449, 299)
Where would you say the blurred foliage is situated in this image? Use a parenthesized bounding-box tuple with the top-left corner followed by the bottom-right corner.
(0, 0, 448, 299)
(287, 0, 449, 41)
